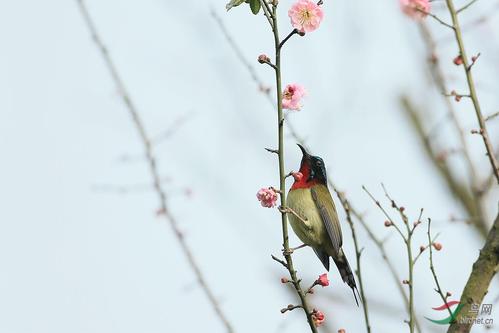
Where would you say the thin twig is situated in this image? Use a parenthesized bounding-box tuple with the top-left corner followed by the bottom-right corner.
(334, 189, 371, 333)
(427, 219, 455, 322)
(485, 111, 499, 122)
(341, 187, 422, 333)
(446, 0, 499, 184)
(363, 186, 419, 333)
(76, 1, 234, 331)
(279, 29, 299, 49)
(457, 0, 480, 14)
(362, 186, 406, 241)
(417, 8, 455, 30)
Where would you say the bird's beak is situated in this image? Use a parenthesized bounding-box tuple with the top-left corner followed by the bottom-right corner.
(297, 143, 309, 158)
(297, 143, 314, 180)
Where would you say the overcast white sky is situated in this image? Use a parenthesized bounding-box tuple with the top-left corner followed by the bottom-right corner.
(0, 0, 498, 332)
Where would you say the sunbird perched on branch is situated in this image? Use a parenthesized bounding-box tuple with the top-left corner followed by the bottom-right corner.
(287, 144, 360, 305)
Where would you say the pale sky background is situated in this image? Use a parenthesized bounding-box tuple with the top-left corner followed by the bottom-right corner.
(0, 0, 498, 332)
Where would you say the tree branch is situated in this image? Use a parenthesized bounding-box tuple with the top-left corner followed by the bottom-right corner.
(76, 1, 234, 331)
(268, 2, 317, 331)
(334, 189, 371, 333)
(446, 0, 499, 184)
(447, 208, 499, 333)
(400, 96, 488, 238)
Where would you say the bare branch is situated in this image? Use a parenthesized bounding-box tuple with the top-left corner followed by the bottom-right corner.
(76, 1, 234, 331)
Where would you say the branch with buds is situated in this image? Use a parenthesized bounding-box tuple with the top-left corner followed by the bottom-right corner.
(232, 0, 326, 331)
(363, 185, 426, 333)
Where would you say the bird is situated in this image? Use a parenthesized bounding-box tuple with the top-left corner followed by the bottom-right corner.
(287, 143, 360, 306)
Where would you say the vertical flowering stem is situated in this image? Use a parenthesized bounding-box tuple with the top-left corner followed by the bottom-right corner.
(263, 1, 318, 331)
(445, 0, 499, 184)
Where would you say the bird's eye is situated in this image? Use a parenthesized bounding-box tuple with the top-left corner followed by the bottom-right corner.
(316, 160, 322, 166)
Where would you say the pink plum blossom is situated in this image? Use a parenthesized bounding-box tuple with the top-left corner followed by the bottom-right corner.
(282, 83, 306, 111)
(400, 0, 431, 20)
(317, 273, 330, 287)
(288, 0, 324, 33)
(256, 187, 278, 208)
(291, 171, 303, 182)
(312, 309, 325, 327)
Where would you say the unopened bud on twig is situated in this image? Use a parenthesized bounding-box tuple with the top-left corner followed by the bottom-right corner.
(433, 242, 443, 251)
(384, 220, 392, 227)
(258, 54, 270, 64)
(453, 55, 463, 66)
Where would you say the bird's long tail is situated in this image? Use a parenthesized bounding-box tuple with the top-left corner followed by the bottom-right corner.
(332, 249, 361, 306)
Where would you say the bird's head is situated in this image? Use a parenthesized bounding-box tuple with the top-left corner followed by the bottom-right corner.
(294, 144, 328, 187)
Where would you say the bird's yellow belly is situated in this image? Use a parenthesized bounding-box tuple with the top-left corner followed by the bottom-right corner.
(287, 188, 329, 249)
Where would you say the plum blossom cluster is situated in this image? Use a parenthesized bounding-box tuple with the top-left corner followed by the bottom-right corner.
(256, 187, 278, 208)
(400, 0, 430, 20)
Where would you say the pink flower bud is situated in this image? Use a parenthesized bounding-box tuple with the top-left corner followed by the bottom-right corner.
(400, 206, 406, 212)
(281, 277, 289, 284)
(256, 187, 278, 208)
(291, 171, 303, 182)
(258, 54, 270, 64)
(384, 220, 392, 227)
(317, 273, 329, 287)
(420, 245, 426, 252)
(433, 242, 443, 251)
(338, 330, 346, 333)
(312, 309, 325, 327)
(453, 55, 463, 66)
(402, 279, 409, 285)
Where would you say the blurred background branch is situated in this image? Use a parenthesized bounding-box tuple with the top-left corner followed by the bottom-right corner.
(76, 1, 234, 331)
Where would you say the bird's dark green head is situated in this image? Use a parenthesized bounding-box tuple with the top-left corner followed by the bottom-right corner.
(297, 144, 327, 185)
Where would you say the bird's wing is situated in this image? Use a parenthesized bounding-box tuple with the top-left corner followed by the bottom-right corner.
(311, 184, 343, 253)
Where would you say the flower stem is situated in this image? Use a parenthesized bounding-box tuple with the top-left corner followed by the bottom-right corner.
(269, 2, 317, 332)
(406, 235, 415, 333)
(427, 219, 455, 322)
